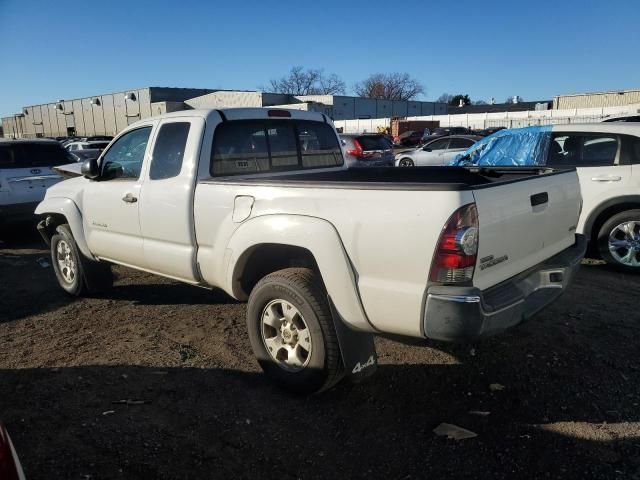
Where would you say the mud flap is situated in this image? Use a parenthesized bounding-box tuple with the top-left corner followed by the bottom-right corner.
(328, 298, 377, 383)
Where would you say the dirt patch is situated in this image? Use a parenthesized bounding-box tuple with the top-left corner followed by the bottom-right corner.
(1, 228, 639, 479)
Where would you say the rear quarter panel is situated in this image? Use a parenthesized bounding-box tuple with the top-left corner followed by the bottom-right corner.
(194, 182, 473, 337)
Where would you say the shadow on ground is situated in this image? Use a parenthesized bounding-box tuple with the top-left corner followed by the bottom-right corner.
(1, 359, 639, 480)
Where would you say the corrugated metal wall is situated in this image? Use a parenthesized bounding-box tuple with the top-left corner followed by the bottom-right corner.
(3, 88, 157, 138)
(2, 88, 448, 137)
(554, 90, 640, 109)
(334, 103, 640, 132)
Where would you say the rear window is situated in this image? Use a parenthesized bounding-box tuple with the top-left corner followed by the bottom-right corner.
(211, 120, 343, 176)
(89, 142, 109, 150)
(356, 136, 389, 151)
(0, 143, 72, 168)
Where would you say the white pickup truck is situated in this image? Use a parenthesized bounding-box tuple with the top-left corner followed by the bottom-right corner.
(36, 108, 586, 394)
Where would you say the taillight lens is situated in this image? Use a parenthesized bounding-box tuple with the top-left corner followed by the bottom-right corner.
(429, 203, 479, 283)
(347, 139, 363, 157)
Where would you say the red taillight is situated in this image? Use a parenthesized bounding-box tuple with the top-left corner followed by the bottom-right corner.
(347, 139, 363, 157)
(268, 109, 291, 117)
(429, 203, 479, 283)
(346, 139, 373, 159)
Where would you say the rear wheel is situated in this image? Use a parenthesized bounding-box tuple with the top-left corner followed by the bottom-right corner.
(597, 210, 640, 272)
(398, 158, 414, 167)
(51, 224, 113, 296)
(247, 268, 343, 394)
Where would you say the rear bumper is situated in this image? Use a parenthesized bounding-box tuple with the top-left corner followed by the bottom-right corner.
(423, 234, 587, 342)
(0, 201, 39, 224)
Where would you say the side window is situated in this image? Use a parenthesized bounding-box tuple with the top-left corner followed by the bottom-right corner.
(449, 138, 474, 149)
(548, 134, 618, 167)
(633, 138, 640, 164)
(101, 127, 152, 180)
(298, 122, 343, 168)
(149, 122, 191, 180)
(426, 138, 449, 150)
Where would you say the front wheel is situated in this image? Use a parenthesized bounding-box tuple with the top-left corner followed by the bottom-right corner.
(51, 224, 113, 296)
(398, 158, 414, 167)
(597, 210, 640, 272)
(246, 268, 343, 394)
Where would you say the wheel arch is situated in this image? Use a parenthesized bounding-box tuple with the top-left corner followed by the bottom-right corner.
(35, 197, 94, 259)
(584, 195, 640, 245)
(226, 214, 373, 332)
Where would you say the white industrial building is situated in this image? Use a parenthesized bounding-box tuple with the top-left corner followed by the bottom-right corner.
(554, 89, 640, 110)
(2, 87, 447, 138)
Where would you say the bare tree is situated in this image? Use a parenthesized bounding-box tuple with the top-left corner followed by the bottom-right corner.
(437, 93, 472, 106)
(436, 93, 454, 104)
(266, 66, 345, 95)
(354, 73, 424, 100)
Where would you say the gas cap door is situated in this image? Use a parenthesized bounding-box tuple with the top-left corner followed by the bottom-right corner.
(232, 195, 255, 223)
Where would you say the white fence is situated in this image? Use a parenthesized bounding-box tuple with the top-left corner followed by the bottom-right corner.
(333, 104, 640, 133)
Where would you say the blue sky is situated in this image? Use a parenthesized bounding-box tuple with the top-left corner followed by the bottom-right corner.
(1, 0, 639, 116)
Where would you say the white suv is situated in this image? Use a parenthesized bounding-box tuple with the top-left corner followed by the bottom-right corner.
(0, 139, 67, 225)
(457, 124, 640, 271)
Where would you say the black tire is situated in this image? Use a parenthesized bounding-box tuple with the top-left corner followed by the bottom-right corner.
(247, 268, 343, 394)
(50, 224, 113, 296)
(597, 209, 640, 272)
(398, 158, 414, 167)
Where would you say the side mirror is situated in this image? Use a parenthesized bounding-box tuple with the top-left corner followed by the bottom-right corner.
(81, 158, 100, 179)
(423, 147, 432, 152)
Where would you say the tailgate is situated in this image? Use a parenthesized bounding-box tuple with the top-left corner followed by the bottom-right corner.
(472, 170, 581, 290)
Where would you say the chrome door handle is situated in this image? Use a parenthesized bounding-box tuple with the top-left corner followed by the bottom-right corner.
(122, 193, 137, 203)
(591, 176, 621, 182)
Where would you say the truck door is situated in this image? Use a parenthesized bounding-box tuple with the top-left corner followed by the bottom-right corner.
(82, 125, 153, 266)
(138, 117, 203, 282)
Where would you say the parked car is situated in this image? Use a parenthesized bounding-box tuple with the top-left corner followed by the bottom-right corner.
(340, 134, 394, 167)
(453, 124, 640, 271)
(395, 135, 481, 166)
(394, 130, 424, 147)
(476, 126, 507, 136)
(60, 137, 81, 147)
(422, 126, 471, 143)
(35, 108, 585, 394)
(81, 135, 113, 142)
(0, 139, 67, 225)
(602, 115, 640, 123)
(67, 148, 102, 163)
(65, 140, 110, 152)
(0, 423, 26, 480)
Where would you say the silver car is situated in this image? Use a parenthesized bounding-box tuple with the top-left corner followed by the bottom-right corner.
(340, 134, 395, 168)
(395, 135, 481, 167)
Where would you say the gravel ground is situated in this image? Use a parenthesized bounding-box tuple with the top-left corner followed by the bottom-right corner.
(1, 227, 639, 479)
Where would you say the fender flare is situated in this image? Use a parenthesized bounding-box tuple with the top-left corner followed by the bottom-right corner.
(34, 197, 94, 259)
(226, 214, 374, 333)
(583, 195, 640, 237)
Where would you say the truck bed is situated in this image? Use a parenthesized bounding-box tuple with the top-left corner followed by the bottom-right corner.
(202, 166, 572, 191)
